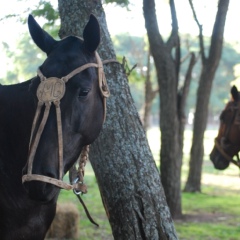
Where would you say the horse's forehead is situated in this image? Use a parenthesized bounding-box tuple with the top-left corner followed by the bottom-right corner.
(57, 37, 83, 54)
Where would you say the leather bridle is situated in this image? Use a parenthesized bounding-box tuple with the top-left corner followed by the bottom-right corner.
(22, 51, 117, 193)
(214, 103, 240, 168)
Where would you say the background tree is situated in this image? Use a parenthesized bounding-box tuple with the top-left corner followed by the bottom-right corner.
(143, 0, 197, 218)
(58, 0, 178, 239)
(143, 47, 159, 131)
(184, 0, 230, 192)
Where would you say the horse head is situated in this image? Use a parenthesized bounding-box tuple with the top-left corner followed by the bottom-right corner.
(210, 85, 240, 170)
(22, 15, 105, 202)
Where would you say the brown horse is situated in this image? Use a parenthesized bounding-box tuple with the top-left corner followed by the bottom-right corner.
(210, 85, 240, 170)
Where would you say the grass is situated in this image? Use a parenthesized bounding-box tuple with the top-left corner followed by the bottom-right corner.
(176, 188, 240, 240)
(58, 168, 112, 240)
(56, 128, 240, 240)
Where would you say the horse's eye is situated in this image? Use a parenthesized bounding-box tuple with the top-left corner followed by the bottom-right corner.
(78, 89, 90, 98)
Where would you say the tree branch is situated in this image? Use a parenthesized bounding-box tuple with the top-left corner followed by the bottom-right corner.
(167, 0, 179, 48)
(188, 0, 206, 63)
(143, 0, 164, 51)
(166, 0, 180, 89)
(178, 52, 198, 121)
(208, 0, 229, 68)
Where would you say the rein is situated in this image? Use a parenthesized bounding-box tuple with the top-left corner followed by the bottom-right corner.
(22, 51, 118, 225)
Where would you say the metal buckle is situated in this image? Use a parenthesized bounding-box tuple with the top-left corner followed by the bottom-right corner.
(73, 177, 82, 195)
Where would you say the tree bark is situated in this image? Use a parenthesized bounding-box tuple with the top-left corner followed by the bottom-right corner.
(143, 0, 183, 219)
(58, 0, 178, 239)
(143, 0, 197, 218)
(184, 0, 229, 192)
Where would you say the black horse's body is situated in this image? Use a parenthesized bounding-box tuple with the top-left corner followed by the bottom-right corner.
(0, 15, 104, 239)
(0, 81, 55, 239)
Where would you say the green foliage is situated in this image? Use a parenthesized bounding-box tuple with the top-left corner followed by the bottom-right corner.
(0, 33, 45, 84)
(31, 0, 58, 25)
(0, 0, 59, 37)
(112, 33, 148, 67)
(31, 0, 59, 37)
(112, 34, 158, 111)
(112, 33, 240, 119)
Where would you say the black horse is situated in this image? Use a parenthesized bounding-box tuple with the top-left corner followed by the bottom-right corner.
(0, 15, 105, 239)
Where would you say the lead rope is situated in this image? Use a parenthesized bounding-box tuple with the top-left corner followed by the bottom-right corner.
(70, 57, 119, 227)
(70, 145, 100, 227)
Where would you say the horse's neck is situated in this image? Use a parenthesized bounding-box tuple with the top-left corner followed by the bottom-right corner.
(0, 80, 35, 164)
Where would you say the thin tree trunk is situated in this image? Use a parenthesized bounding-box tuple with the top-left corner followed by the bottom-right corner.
(143, 0, 182, 219)
(178, 52, 197, 161)
(184, 0, 229, 192)
(58, 0, 178, 239)
(143, 48, 158, 131)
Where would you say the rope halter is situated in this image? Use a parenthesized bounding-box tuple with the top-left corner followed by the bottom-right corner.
(22, 51, 111, 192)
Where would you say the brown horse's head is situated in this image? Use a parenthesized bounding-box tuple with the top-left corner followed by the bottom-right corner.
(210, 85, 240, 170)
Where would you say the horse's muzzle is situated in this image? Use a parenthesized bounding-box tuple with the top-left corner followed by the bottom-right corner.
(23, 178, 59, 203)
(210, 147, 230, 170)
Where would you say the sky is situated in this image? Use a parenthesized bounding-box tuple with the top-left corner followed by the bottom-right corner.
(0, 0, 240, 77)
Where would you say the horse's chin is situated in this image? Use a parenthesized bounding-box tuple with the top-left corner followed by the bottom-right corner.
(210, 148, 230, 170)
(23, 181, 59, 203)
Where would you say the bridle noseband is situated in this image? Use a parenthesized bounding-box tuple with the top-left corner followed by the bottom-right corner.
(214, 138, 240, 168)
(214, 103, 240, 168)
(22, 51, 117, 193)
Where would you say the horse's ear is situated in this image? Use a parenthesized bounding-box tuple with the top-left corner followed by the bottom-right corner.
(28, 14, 57, 55)
(231, 85, 239, 102)
(83, 14, 100, 53)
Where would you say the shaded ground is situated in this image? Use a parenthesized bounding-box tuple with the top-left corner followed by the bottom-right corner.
(176, 212, 234, 223)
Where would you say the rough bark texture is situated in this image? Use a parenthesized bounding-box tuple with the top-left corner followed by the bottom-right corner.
(184, 0, 229, 192)
(58, 0, 178, 239)
(143, 0, 182, 219)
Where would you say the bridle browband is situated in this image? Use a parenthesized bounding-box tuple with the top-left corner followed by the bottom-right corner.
(22, 51, 117, 193)
(214, 103, 240, 168)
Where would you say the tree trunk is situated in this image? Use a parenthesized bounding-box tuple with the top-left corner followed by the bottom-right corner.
(143, 48, 158, 131)
(143, 0, 183, 219)
(58, 0, 178, 239)
(184, 0, 229, 192)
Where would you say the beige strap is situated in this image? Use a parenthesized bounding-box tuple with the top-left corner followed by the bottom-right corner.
(22, 174, 81, 190)
(62, 63, 99, 83)
(29, 101, 44, 146)
(54, 101, 64, 180)
(27, 102, 51, 174)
